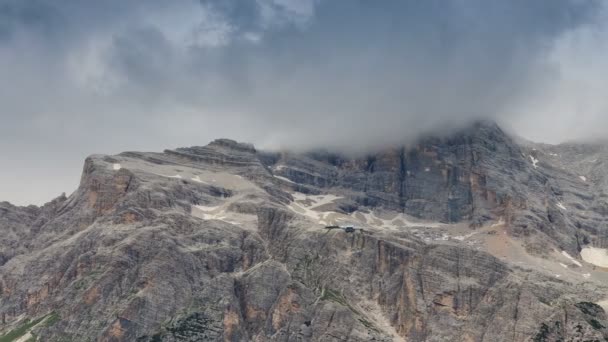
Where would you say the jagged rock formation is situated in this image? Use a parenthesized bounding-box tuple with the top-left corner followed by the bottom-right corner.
(1, 121, 608, 341)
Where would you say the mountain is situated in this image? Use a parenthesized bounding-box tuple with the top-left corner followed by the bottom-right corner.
(2, 121, 608, 341)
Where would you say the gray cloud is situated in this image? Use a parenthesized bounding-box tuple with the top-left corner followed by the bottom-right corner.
(0, 0, 607, 205)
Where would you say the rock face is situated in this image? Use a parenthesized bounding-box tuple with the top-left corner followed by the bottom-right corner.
(1, 121, 608, 341)
(266, 122, 526, 223)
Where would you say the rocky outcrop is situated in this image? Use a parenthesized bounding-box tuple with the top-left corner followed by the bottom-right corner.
(264, 122, 527, 224)
(2, 121, 608, 341)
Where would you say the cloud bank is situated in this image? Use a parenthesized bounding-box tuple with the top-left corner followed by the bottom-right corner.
(1, 0, 608, 204)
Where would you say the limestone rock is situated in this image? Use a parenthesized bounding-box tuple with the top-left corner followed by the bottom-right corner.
(2, 121, 608, 341)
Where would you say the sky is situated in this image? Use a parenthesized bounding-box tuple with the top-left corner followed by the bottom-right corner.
(1, 0, 608, 205)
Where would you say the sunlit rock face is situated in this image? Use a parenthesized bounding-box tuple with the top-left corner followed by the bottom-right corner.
(2, 122, 608, 341)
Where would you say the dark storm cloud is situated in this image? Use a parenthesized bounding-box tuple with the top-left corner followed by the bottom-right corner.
(1, 0, 607, 204)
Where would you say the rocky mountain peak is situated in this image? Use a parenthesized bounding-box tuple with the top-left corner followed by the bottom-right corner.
(2, 121, 608, 341)
(207, 138, 257, 153)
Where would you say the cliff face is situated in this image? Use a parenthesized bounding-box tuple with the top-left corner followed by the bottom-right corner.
(1, 121, 608, 341)
(265, 122, 527, 223)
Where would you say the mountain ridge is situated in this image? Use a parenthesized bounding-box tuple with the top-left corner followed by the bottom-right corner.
(2, 121, 608, 341)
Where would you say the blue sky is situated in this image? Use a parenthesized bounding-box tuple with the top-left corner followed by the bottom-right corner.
(1, 0, 608, 204)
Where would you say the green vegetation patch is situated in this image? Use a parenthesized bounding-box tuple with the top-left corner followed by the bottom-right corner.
(532, 323, 551, 342)
(0, 312, 60, 342)
(358, 318, 379, 332)
(589, 318, 605, 330)
(166, 312, 214, 338)
(575, 302, 603, 316)
(320, 288, 348, 306)
(0, 316, 45, 342)
(44, 312, 60, 327)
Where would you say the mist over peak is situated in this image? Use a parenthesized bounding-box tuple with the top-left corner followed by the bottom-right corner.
(2, 0, 608, 204)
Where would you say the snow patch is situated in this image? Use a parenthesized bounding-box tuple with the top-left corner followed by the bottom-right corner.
(274, 175, 296, 184)
(582, 273, 591, 279)
(192, 205, 240, 225)
(559, 263, 568, 269)
(581, 247, 608, 268)
(191, 175, 208, 184)
(561, 251, 582, 267)
(113, 163, 121, 170)
(287, 192, 443, 230)
(359, 211, 443, 230)
(579, 176, 587, 182)
(557, 202, 567, 211)
(529, 155, 539, 168)
(287, 192, 344, 225)
(194, 205, 221, 212)
(293, 193, 343, 208)
(453, 231, 478, 241)
(169, 174, 182, 179)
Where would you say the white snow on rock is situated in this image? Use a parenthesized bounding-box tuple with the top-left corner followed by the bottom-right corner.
(424, 167, 430, 172)
(529, 155, 539, 168)
(191, 204, 249, 226)
(194, 205, 221, 212)
(191, 175, 208, 184)
(583, 273, 591, 279)
(192, 205, 225, 221)
(580, 176, 587, 182)
(287, 193, 345, 225)
(561, 251, 582, 267)
(169, 174, 182, 179)
(359, 211, 442, 230)
(285, 192, 443, 230)
(452, 231, 478, 242)
(274, 175, 296, 184)
(113, 163, 122, 170)
(559, 263, 568, 269)
(293, 193, 343, 208)
(557, 202, 567, 211)
(581, 247, 608, 268)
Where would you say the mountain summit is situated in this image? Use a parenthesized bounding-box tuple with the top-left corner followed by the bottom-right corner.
(2, 122, 608, 341)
